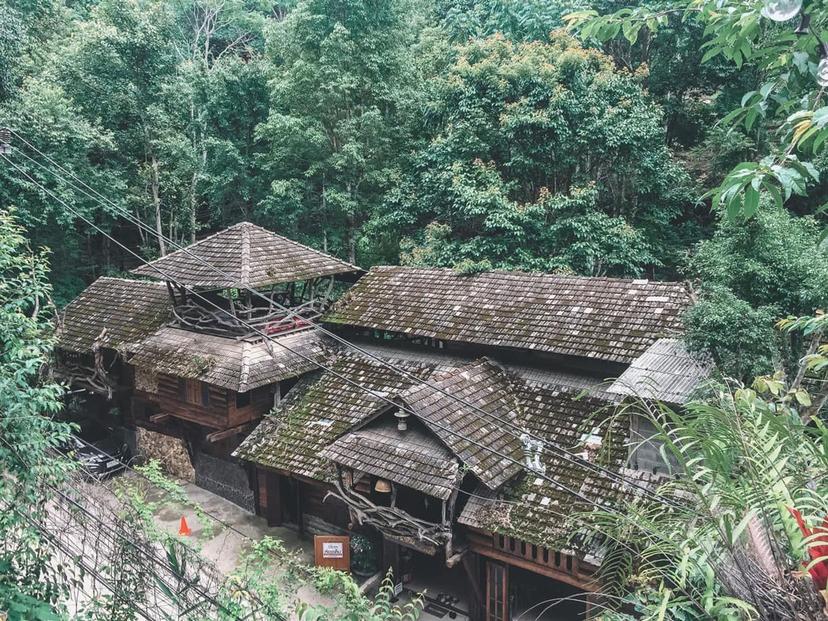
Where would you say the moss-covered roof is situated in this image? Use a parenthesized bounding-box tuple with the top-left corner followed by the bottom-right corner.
(132, 222, 361, 288)
(326, 267, 691, 364)
(396, 359, 524, 490)
(58, 277, 171, 355)
(234, 346, 637, 548)
(126, 327, 331, 392)
(234, 354, 436, 480)
(321, 421, 461, 500)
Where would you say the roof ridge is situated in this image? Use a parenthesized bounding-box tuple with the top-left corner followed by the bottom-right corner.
(92, 275, 168, 287)
(238, 340, 252, 393)
(240, 223, 251, 288)
(368, 265, 689, 287)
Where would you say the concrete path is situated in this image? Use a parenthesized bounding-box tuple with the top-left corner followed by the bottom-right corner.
(140, 477, 338, 618)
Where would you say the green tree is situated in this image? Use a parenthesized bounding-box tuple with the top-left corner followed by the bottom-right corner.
(371, 32, 693, 275)
(255, 0, 417, 263)
(0, 209, 71, 618)
(684, 205, 828, 380)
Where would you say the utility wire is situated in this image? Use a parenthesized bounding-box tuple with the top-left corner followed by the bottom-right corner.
(1, 151, 605, 511)
(3, 145, 771, 611)
(7, 129, 680, 511)
(1, 434, 284, 621)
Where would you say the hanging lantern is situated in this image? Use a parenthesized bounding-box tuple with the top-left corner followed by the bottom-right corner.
(817, 57, 828, 87)
(374, 478, 392, 493)
(761, 0, 802, 22)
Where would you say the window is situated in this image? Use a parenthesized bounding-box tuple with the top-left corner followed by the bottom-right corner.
(236, 391, 251, 408)
(176, 378, 210, 407)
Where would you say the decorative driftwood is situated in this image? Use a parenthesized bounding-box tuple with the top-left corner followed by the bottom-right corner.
(56, 329, 118, 399)
(324, 476, 451, 549)
(168, 276, 336, 337)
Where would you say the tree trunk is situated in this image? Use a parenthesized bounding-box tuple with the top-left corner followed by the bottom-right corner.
(151, 154, 166, 256)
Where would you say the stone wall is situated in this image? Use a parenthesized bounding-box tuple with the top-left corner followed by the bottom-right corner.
(194, 452, 254, 511)
(134, 427, 195, 482)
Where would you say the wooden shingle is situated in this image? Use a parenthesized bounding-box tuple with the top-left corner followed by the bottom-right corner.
(327, 267, 692, 364)
(127, 327, 331, 392)
(132, 222, 361, 288)
(58, 277, 171, 354)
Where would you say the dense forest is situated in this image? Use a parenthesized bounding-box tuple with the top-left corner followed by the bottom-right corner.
(2, 0, 828, 376)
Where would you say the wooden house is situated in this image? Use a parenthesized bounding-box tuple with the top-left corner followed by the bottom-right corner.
(235, 266, 709, 620)
(55, 222, 361, 507)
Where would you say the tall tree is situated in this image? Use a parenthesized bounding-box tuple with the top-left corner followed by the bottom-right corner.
(256, 0, 416, 263)
(370, 32, 693, 276)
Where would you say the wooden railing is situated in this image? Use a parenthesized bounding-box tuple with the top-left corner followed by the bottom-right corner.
(491, 533, 579, 576)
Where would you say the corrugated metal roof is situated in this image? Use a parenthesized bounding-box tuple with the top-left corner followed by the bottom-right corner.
(608, 338, 712, 404)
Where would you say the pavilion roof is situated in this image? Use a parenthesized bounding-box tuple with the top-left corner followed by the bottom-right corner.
(132, 222, 361, 288)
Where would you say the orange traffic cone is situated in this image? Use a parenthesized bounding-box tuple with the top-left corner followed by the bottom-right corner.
(179, 516, 192, 536)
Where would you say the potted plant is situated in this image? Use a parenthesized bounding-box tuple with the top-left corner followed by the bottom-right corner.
(350, 533, 379, 577)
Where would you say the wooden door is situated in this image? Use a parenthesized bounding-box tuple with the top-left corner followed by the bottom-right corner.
(485, 561, 508, 621)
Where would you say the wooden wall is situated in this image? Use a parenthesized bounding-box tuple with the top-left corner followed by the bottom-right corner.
(134, 374, 272, 430)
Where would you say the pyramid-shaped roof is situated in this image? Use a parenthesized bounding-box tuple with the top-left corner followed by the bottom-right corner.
(132, 222, 361, 288)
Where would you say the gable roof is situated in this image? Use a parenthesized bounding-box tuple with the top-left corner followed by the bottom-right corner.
(235, 345, 637, 550)
(131, 222, 361, 288)
(608, 338, 713, 404)
(321, 421, 461, 500)
(127, 327, 331, 392)
(234, 354, 437, 480)
(58, 277, 171, 354)
(396, 359, 525, 490)
(326, 267, 691, 364)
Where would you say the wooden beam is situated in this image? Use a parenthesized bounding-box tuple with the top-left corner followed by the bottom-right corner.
(149, 413, 170, 424)
(205, 423, 253, 443)
(468, 542, 599, 591)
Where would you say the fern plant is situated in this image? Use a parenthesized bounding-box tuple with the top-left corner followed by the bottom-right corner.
(576, 318, 828, 620)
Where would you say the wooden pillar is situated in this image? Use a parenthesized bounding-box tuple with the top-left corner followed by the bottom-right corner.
(296, 481, 304, 536)
(382, 538, 400, 582)
(463, 553, 484, 621)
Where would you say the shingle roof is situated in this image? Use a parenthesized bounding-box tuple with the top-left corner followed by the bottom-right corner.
(234, 355, 436, 480)
(321, 422, 460, 500)
(457, 386, 642, 549)
(608, 338, 713, 404)
(326, 267, 691, 364)
(234, 345, 633, 551)
(131, 222, 361, 288)
(126, 327, 331, 392)
(58, 277, 171, 354)
(397, 359, 524, 490)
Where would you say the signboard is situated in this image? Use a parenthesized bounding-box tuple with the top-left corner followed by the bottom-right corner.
(314, 535, 350, 572)
(322, 541, 344, 558)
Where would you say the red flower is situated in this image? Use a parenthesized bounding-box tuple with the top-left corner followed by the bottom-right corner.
(788, 507, 828, 590)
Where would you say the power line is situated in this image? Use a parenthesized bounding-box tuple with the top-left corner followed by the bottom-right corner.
(6, 129, 679, 510)
(3, 143, 774, 612)
(1, 150, 607, 509)
(0, 434, 284, 621)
